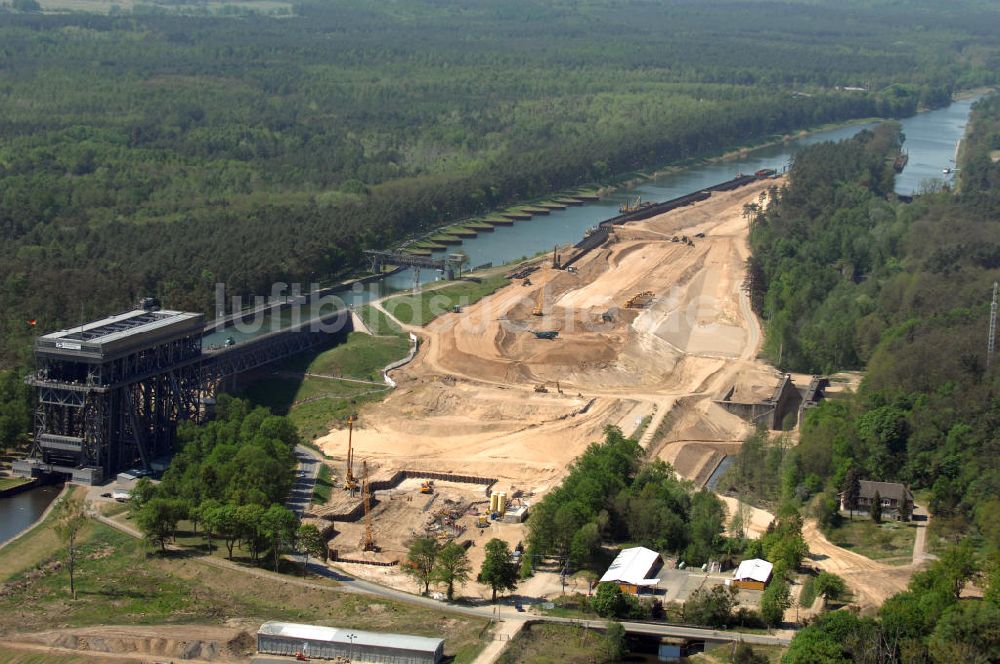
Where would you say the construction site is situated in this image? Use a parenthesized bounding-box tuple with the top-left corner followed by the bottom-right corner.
(305, 175, 800, 593)
(301, 172, 921, 609)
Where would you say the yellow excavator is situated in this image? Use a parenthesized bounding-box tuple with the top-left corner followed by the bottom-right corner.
(532, 290, 544, 316)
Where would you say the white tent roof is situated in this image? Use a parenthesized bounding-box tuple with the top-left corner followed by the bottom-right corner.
(733, 558, 773, 582)
(600, 546, 661, 585)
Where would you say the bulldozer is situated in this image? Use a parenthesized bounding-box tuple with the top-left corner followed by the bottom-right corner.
(420, 480, 435, 494)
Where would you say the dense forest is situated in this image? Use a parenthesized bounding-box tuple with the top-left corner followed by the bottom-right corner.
(743, 98, 1000, 545)
(734, 95, 1000, 661)
(2, 0, 999, 367)
(525, 426, 726, 570)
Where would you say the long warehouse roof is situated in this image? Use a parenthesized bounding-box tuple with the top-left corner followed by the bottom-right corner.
(257, 622, 443, 653)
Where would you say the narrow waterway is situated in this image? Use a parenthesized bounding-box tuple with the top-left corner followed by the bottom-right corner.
(203, 95, 981, 344)
(381, 95, 981, 292)
(0, 484, 61, 547)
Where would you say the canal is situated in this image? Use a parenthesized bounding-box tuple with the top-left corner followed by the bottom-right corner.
(0, 484, 61, 548)
(204, 95, 980, 347)
(381, 94, 981, 291)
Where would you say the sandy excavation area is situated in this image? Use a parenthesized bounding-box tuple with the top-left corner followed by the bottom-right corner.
(312, 181, 814, 589)
(309, 181, 788, 596)
(317, 180, 779, 490)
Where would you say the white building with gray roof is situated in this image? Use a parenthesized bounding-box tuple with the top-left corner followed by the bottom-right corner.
(256, 621, 444, 663)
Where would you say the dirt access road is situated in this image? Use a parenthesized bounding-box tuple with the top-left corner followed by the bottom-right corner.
(716, 496, 923, 612)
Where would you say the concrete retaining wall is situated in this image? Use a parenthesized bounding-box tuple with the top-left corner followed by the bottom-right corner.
(561, 174, 760, 269)
(317, 469, 498, 523)
(715, 374, 803, 430)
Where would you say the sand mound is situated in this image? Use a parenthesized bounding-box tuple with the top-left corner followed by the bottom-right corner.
(18, 625, 253, 661)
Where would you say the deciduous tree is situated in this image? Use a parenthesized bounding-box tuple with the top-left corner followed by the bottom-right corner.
(53, 492, 88, 599)
(136, 498, 183, 552)
(761, 579, 791, 627)
(433, 541, 471, 601)
(404, 537, 439, 595)
(297, 524, 326, 563)
(261, 504, 298, 571)
(814, 572, 847, 601)
(478, 538, 517, 603)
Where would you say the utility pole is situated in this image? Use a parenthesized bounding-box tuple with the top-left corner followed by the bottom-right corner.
(989, 282, 998, 370)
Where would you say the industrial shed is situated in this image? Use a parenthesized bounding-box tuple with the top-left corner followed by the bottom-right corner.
(732, 558, 773, 591)
(256, 621, 444, 663)
(600, 546, 663, 594)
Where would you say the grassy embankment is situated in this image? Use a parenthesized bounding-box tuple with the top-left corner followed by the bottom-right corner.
(496, 623, 608, 664)
(313, 463, 334, 504)
(383, 275, 510, 327)
(0, 489, 488, 663)
(237, 304, 409, 442)
(823, 518, 917, 564)
(0, 478, 31, 492)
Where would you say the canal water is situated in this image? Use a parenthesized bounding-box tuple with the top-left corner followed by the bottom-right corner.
(380, 95, 980, 292)
(0, 484, 61, 547)
(204, 96, 980, 342)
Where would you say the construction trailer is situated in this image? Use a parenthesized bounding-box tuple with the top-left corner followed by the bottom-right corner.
(256, 622, 444, 664)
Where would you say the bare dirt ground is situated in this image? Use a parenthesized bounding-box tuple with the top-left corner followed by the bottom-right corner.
(801, 520, 916, 612)
(717, 497, 919, 614)
(6, 625, 255, 662)
(317, 181, 777, 488)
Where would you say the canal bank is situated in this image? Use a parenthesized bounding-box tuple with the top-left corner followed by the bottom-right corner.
(0, 482, 65, 549)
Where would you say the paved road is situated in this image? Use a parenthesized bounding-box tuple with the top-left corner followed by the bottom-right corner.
(287, 444, 322, 517)
(298, 560, 791, 646)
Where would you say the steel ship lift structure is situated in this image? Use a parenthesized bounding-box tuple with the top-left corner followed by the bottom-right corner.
(17, 300, 349, 484)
